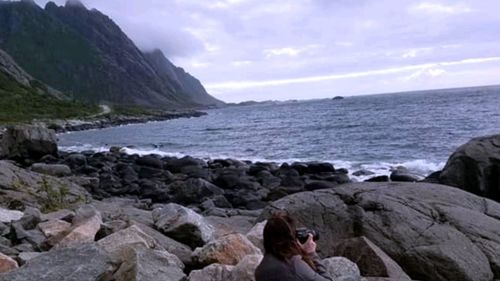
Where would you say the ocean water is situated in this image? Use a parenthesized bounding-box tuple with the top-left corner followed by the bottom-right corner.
(59, 86, 500, 180)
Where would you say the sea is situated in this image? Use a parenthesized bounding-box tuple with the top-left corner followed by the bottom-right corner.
(58, 86, 500, 181)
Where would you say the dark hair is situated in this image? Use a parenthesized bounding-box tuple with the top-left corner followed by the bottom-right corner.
(263, 212, 316, 269)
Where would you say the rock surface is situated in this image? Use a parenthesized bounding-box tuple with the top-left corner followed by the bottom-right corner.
(152, 203, 214, 248)
(97, 225, 157, 262)
(113, 248, 186, 281)
(55, 205, 102, 247)
(439, 134, 500, 202)
(0, 252, 18, 274)
(322, 257, 361, 281)
(187, 263, 234, 281)
(0, 243, 114, 281)
(30, 163, 72, 177)
(0, 207, 23, 223)
(334, 236, 411, 280)
(260, 182, 500, 281)
(0, 160, 90, 211)
(1, 126, 57, 162)
(192, 233, 262, 266)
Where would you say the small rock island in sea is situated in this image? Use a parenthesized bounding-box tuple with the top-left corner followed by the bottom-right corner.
(332, 96, 345, 100)
(0, 125, 498, 281)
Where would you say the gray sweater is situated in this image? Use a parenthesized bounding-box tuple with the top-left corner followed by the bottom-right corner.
(255, 253, 333, 281)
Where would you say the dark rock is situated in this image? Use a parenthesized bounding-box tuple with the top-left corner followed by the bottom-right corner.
(353, 169, 375, 177)
(275, 168, 303, 188)
(63, 153, 87, 169)
(390, 167, 420, 182)
(0, 243, 115, 281)
(365, 175, 389, 182)
(326, 173, 351, 184)
(0, 126, 58, 162)
(290, 162, 309, 175)
(423, 171, 441, 184)
(169, 178, 224, 205)
(137, 179, 170, 202)
(136, 155, 163, 169)
(306, 162, 335, 174)
(336, 168, 349, 174)
(305, 181, 337, 191)
(259, 182, 500, 281)
(165, 156, 206, 173)
(439, 134, 500, 202)
(255, 170, 281, 189)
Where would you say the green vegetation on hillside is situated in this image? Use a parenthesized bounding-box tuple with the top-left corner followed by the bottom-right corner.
(0, 71, 99, 123)
(0, 1, 102, 100)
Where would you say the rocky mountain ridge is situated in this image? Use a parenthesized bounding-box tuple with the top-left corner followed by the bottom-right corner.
(0, 0, 223, 109)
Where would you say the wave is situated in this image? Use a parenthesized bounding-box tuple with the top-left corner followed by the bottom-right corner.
(59, 144, 445, 182)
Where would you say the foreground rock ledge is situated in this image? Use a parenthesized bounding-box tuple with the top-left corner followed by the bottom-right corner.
(259, 182, 500, 281)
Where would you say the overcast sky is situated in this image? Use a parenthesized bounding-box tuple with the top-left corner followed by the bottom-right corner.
(34, 0, 500, 102)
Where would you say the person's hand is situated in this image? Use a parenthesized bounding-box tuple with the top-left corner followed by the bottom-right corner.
(298, 234, 316, 255)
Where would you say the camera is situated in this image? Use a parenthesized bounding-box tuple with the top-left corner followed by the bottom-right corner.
(295, 228, 320, 244)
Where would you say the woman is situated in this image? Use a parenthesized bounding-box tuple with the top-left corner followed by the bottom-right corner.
(255, 213, 333, 281)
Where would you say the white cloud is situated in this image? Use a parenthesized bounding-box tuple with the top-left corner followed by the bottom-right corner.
(231, 60, 252, 66)
(206, 56, 500, 90)
(402, 67, 446, 81)
(401, 47, 434, 58)
(411, 2, 472, 15)
(263, 45, 321, 58)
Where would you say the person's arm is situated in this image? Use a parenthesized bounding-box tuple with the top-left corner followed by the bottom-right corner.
(290, 255, 333, 281)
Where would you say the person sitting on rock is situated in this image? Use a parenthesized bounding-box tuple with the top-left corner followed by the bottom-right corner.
(255, 213, 333, 281)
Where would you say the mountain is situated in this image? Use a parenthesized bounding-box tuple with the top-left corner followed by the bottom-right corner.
(0, 47, 99, 122)
(144, 49, 224, 107)
(0, 0, 223, 109)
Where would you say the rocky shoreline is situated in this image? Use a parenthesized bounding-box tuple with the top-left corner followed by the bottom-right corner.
(0, 125, 498, 281)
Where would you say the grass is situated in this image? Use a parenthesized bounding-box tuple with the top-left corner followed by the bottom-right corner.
(0, 71, 100, 123)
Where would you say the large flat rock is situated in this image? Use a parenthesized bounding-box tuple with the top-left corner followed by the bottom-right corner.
(259, 182, 500, 281)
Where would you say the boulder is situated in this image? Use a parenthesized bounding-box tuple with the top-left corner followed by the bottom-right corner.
(30, 163, 72, 177)
(131, 222, 193, 266)
(0, 126, 57, 161)
(0, 161, 90, 211)
(187, 263, 234, 281)
(0, 252, 18, 274)
(439, 134, 500, 202)
(97, 225, 157, 262)
(169, 178, 224, 205)
(38, 220, 71, 238)
(246, 220, 266, 251)
(152, 203, 214, 248)
(305, 180, 337, 191)
(389, 167, 420, 182)
(231, 254, 263, 281)
(55, 205, 102, 247)
(113, 248, 185, 281)
(0, 243, 114, 281)
(0, 207, 23, 223)
(192, 233, 262, 267)
(17, 252, 42, 265)
(259, 182, 500, 281)
(365, 175, 389, 182)
(334, 236, 411, 280)
(322, 257, 361, 281)
(41, 209, 75, 222)
(92, 198, 154, 227)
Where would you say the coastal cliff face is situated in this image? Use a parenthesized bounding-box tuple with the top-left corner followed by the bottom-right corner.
(0, 0, 222, 109)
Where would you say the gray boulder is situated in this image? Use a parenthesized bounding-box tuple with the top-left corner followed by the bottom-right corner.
(334, 236, 411, 280)
(322, 257, 361, 281)
(0, 161, 90, 211)
(259, 182, 500, 281)
(439, 134, 500, 202)
(152, 203, 214, 248)
(113, 248, 185, 281)
(31, 163, 72, 177)
(0, 207, 23, 223)
(0, 243, 114, 281)
(1, 126, 57, 161)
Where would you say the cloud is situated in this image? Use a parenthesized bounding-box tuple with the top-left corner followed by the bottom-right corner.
(206, 56, 500, 90)
(401, 67, 446, 81)
(411, 2, 472, 15)
(263, 45, 321, 58)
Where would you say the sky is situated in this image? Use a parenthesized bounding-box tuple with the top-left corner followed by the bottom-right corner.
(33, 0, 500, 102)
